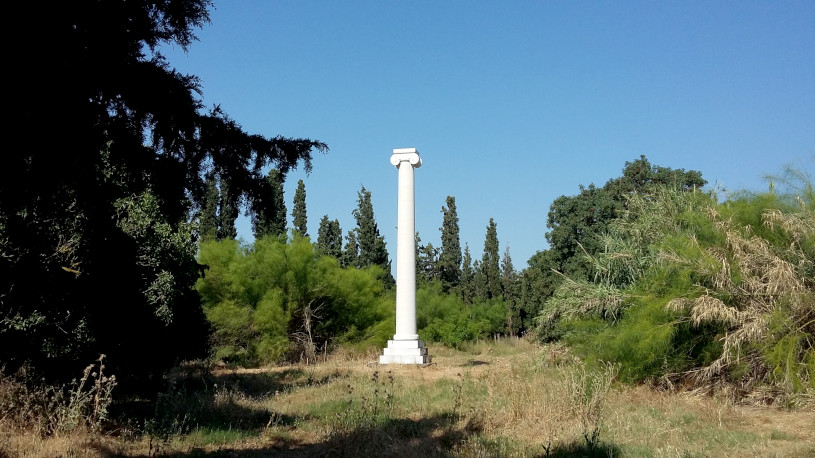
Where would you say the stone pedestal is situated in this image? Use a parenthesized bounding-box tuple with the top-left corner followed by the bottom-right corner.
(380, 148, 431, 365)
(380, 339, 431, 364)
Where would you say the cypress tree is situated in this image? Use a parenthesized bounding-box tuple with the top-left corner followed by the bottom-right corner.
(341, 230, 358, 268)
(352, 186, 392, 282)
(217, 178, 238, 240)
(415, 232, 439, 285)
(253, 169, 287, 238)
(316, 215, 342, 258)
(501, 245, 518, 301)
(481, 218, 500, 299)
(460, 243, 474, 304)
(199, 174, 219, 240)
(501, 245, 521, 335)
(292, 179, 308, 237)
(438, 196, 462, 291)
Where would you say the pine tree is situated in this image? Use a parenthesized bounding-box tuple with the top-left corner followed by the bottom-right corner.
(217, 178, 238, 240)
(438, 196, 462, 291)
(481, 218, 500, 299)
(253, 169, 287, 238)
(352, 186, 392, 282)
(292, 179, 308, 237)
(199, 174, 219, 240)
(316, 215, 343, 258)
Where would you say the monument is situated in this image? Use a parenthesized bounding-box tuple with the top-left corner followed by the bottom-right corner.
(379, 148, 431, 364)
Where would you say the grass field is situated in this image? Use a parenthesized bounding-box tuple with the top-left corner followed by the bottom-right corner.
(2, 338, 814, 457)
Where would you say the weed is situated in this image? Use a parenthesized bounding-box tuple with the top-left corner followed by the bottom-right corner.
(566, 361, 618, 450)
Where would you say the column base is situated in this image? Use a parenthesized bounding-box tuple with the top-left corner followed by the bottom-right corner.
(379, 339, 431, 365)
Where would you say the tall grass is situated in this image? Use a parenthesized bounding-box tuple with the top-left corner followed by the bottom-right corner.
(3, 340, 814, 456)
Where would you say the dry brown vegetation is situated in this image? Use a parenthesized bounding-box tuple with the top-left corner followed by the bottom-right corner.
(2, 339, 814, 457)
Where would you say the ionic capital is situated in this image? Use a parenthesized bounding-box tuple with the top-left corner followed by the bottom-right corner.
(390, 148, 422, 168)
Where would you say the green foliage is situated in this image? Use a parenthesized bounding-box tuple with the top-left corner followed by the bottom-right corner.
(199, 175, 220, 240)
(438, 196, 462, 291)
(480, 218, 501, 300)
(459, 244, 475, 305)
(217, 178, 239, 240)
(1, 0, 327, 389)
(316, 215, 343, 259)
(253, 169, 287, 239)
(292, 179, 308, 237)
(417, 283, 507, 349)
(535, 163, 815, 399)
(541, 155, 707, 289)
(351, 187, 392, 284)
(196, 237, 392, 365)
(415, 232, 440, 286)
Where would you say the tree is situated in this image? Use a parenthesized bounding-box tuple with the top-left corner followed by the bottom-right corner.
(316, 215, 342, 258)
(352, 186, 393, 283)
(501, 246, 521, 335)
(545, 184, 616, 280)
(199, 174, 219, 239)
(253, 169, 287, 238)
(218, 177, 239, 240)
(480, 218, 501, 299)
(438, 196, 462, 291)
(292, 179, 308, 237)
(341, 230, 359, 268)
(460, 244, 474, 305)
(545, 156, 706, 281)
(415, 232, 440, 285)
(2, 1, 327, 389)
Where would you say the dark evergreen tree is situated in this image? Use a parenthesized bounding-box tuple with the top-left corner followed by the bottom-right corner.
(352, 186, 393, 283)
(438, 196, 462, 291)
(460, 243, 474, 305)
(217, 178, 238, 240)
(199, 174, 219, 240)
(292, 179, 308, 237)
(481, 218, 501, 299)
(415, 232, 440, 285)
(2, 0, 327, 389)
(341, 230, 359, 268)
(253, 169, 287, 238)
(501, 246, 521, 335)
(472, 259, 487, 302)
(316, 215, 342, 258)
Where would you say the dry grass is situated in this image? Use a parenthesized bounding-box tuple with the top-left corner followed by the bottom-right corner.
(3, 339, 814, 457)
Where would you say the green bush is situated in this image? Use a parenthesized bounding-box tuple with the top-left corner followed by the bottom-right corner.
(417, 283, 509, 348)
(196, 236, 393, 365)
(535, 171, 815, 398)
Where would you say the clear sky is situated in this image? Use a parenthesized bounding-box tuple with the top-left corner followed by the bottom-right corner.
(161, 0, 815, 269)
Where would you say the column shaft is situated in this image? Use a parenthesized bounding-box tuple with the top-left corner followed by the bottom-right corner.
(394, 162, 418, 340)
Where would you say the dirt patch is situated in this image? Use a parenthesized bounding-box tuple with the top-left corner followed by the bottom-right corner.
(736, 406, 815, 441)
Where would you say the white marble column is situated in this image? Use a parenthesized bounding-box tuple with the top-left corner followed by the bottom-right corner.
(380, 148, 431, 365)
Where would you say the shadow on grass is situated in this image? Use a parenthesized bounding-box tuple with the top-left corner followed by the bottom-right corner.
(110, 366, 342, 441)
(544, 440, 621, 457)
(133, 413, 475, 457)
(211, 367, 344, 398)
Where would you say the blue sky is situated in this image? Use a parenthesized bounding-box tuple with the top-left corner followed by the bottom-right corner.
(162, 1, 815, 269)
